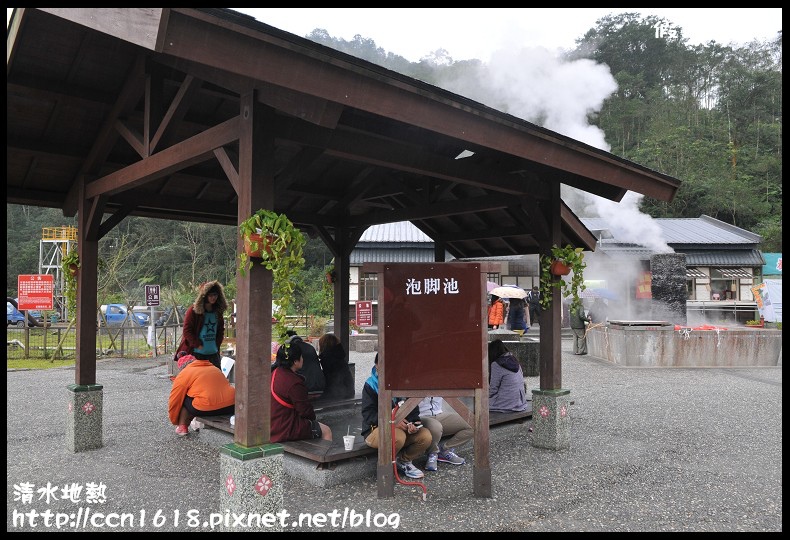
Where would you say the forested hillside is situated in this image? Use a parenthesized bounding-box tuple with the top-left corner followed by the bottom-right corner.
(6, 12, 781, 305)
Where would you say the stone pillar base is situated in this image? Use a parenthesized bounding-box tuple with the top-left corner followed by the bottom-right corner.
(530, 389, 571, 450)
(66, 384, 103, 453)
(219, 443, 284, 531)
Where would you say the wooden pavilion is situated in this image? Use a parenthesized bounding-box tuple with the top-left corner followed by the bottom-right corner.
(6, 8, 680, 452)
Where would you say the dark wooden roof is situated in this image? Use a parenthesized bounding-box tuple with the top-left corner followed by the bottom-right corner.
(6, 8, 680, 259)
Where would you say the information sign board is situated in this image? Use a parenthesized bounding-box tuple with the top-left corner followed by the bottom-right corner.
(355, 300, 373, 327)
(17, 274, 54, 310)
(145, 285, 161, 307)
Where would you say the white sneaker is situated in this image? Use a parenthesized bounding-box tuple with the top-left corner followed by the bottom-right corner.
(425, 453, 438, 471)
(396, 460, 424, 479)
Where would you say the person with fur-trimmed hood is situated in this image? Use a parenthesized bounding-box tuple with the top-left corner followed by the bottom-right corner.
(177, 280, 228, 370)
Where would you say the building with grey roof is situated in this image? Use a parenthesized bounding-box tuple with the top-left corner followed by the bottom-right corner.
(349, 216, 765, 324)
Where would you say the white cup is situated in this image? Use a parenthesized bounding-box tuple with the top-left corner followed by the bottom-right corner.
(343, 435, 355, 451)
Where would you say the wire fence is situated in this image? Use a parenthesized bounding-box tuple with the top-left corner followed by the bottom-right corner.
(6, 323, 183, 361)
(6, 314, 322, 361)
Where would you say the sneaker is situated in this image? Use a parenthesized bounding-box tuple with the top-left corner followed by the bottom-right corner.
(425, 453, 438, 472)
(396, 460, 424, 479)
(175, 424, 189, 437)
(437, 447, 465, 465)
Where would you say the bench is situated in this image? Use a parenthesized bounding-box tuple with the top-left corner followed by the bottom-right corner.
(489, 407, 533, 426)
(195, 395, 363, 434)
(280, 405, 535, 465)
(279, 437, 374, 465)
(197, 403, 534, 465)
(311, 395, 362, 413)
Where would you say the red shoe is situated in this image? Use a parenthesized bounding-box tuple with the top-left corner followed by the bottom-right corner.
(175, 424, 189, 437)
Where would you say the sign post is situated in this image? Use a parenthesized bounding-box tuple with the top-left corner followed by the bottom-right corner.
(145, 285, 160, 349)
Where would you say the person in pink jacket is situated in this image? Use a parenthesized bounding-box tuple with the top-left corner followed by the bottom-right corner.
(168, 354, 235, 437)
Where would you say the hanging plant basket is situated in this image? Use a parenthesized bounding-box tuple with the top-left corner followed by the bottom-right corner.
(237, 209, 307, 347)
(539, 245, 587, 313)
(550, 260, 571, 276)
(243, 233, 277, 259)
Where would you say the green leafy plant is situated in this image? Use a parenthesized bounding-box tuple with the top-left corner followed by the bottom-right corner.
(237, 209, 306, 345)
(308, 316, 328, 337)
(324, 263, 336, 284)
(539, 245, 586, 314)
(349, 318, 363, 334)
(61, 249, 80, 321)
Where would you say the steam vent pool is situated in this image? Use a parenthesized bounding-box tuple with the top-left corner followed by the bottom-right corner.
(587, 320, 782, 367)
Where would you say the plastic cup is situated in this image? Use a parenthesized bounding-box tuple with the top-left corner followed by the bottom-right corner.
(343, 435, 355, 451)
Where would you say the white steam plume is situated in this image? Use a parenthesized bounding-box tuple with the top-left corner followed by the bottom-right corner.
(435, 44, 677, 320)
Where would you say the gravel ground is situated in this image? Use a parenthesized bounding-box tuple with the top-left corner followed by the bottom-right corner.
(6, 342, 782, 532)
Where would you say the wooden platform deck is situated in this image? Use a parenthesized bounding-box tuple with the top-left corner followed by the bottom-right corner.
(197, 404, 534, 465)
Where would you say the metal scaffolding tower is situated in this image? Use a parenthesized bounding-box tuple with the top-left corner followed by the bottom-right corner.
(39, 226, 77, 321)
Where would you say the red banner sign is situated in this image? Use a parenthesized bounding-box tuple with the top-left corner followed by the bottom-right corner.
(635, 271, 652, 299)
(355, 301, 373, 327)
(17, 274, 54, 310)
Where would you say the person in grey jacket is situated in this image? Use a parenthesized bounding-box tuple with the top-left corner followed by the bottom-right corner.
(569, 302, 591, 355)
(488, 339, 528, 413)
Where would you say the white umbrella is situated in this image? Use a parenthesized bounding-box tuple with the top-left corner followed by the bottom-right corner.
(489, 286, 528, 299)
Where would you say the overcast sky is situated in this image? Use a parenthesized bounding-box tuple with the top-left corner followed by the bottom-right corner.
(7, 9, 781, 61)
(236, 8, 782, 62)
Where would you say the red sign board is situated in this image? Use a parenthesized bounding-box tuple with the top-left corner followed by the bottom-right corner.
(636, 271, 652, 299)
(355, 300, 373, 327)
(382, 263, 484, 390)
(17, 274, 54, 310)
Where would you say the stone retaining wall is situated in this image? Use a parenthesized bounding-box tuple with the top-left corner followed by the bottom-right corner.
(587, 325, 782, 367)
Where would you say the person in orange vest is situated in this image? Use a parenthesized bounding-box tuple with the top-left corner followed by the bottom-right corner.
(487, 294, 505, 329)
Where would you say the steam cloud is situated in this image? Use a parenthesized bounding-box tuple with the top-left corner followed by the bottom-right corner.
(436, 44, 675, 320)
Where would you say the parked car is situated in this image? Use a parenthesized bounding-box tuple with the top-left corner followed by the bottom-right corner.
(155, 306, 186, 327)
(6, 301, 43, 327)
(99, 304, 149, 326)
(7, 302, 26, 327)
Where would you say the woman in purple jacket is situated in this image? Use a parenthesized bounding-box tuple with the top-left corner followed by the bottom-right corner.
(488, 339, 529, 413)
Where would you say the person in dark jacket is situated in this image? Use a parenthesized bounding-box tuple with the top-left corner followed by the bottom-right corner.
(487, 339, 529, 413)
(273, 331, 325, 394)
(361, 354, 431, 479)
(270, 341, 332, 443)
(506, 297, 530, 334)
(317, 333, 354, 399)
(527, 286, 542, 326)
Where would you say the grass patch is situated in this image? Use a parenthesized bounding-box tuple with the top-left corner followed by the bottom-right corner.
(7, 358, 76, 370)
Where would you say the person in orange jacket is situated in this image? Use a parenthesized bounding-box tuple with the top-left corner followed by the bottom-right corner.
(168, 353, 235, 437)
(488, 294, 505, 329)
